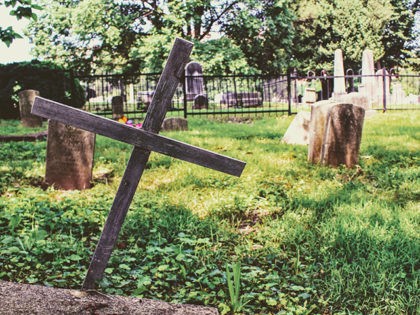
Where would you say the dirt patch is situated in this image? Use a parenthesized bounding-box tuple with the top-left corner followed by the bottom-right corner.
(0, 281, 219, 315)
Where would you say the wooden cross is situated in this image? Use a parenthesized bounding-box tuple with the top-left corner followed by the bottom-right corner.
(31, 38, 246, 290)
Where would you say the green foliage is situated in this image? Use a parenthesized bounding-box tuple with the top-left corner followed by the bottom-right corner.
(0, 0, 42, 47)
(290, 0, 419, 72)
(0, 60, 85, 119)
(0, 111, 419, 314)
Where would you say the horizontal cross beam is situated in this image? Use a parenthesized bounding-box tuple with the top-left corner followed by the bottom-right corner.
(32, 97, 245, 177)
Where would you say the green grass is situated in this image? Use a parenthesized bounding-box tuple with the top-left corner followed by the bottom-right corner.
(0, 111, 419, 314)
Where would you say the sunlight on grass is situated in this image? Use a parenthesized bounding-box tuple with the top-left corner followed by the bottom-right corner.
(0, 111, 419, 314)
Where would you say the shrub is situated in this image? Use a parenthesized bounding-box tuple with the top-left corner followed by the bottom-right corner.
(0, 60, 85, 119)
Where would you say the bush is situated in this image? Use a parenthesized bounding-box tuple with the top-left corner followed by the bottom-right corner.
(0, 60, 85, 119)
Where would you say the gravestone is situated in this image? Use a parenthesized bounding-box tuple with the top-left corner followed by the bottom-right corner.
(193, 94, 209, 109)
(375, 68, 390, 105)
(321, 103, 365, 167)
(45, 120, 95, 190)
(308, 100, 337, 163)
(304, 88, 317, 104)
(282, 111, 311, 145)
(332, 49, 346, 97)
(19, 90, 43, 127)
(361, 49, 375, 104)
(185, 61, 205, 101)
(111, 96, 124, 119)
(162, 117, 188, 131)
(32, 38, 246, 290)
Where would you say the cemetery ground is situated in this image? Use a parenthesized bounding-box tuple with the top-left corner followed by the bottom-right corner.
(0, 111, 419, 314)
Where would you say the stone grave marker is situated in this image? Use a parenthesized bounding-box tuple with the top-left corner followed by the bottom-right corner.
(361, 49, 375, 103)
(32, 38, 246, 290)
(321, 103, 365, 167)
(19, 90, 43, 127)
(111, 95, 124, 119)
(45, 120, 95, 190)
(332, 49, 346, 97)
(162, 117, 188, 131)
(193, 94, 209, 109)
(185, 61, 205, 101)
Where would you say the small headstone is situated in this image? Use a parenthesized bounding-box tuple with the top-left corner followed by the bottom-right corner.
(161, 117, 188, 131)
(361, 49, 376, 103)
(111, 96, 124, 119)
(19, 90, 43, 127)
(185, 61, 205, 101)
(282, 111, 311, 145)
(193, 94, 209, 109)
(321, 103, 365, 167)
(45, 120, 95, 190)
(308, 100, 337, 163)
(332, 49, 346, 97)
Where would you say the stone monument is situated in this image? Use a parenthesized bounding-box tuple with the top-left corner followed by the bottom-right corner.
(185, 61, 205, 101)
(332, 49, 346, 97)
(18, 90, 43, 127)
(111, 96, 124, 119)
(45, 120, 95, 190)
(320, 103, 365, 167)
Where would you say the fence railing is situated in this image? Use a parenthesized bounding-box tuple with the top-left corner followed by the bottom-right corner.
(75, 70, 420, 121)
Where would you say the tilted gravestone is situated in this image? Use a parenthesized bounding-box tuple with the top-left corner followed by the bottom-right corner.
(45, 120, 95, 190)
(320, 103, 365, 167)
(32, 38, 246, 290)
(19, 90, 43, 127)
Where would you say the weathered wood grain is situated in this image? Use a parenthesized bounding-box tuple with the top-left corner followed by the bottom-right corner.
(30, 38, 246, 291)
(32, 97, 245, 176)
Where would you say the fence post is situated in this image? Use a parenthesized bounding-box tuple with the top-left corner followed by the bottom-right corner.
(287, 71, 292, 115)
(382, 68, 387, 112)
(182, 73, 188, 119)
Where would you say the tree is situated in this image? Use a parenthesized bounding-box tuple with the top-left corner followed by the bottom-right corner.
(289, 0, 419, 73)
(223, 0, 295, 74)
(0, 0, 42, 47)
(28, 0, 244, 74)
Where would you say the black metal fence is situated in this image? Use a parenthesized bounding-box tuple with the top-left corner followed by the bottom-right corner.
(75, 70, 420, 122)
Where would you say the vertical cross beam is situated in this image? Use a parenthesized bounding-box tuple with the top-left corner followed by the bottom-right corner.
(82, 38, 193, 289)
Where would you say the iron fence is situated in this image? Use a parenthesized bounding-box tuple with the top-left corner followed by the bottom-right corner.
(75, 70, 420, 122)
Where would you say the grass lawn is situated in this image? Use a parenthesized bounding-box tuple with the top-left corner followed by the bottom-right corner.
(0, 111, 419, 314)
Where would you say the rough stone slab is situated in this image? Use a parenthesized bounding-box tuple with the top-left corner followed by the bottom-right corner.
(0, 281, 219, 315)
(282, 111, 310, 145)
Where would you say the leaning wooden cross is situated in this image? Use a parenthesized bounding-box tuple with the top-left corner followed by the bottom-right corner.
(31, 38, 246, 290)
